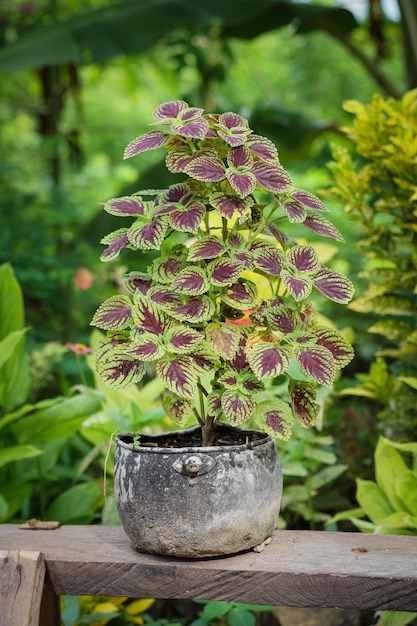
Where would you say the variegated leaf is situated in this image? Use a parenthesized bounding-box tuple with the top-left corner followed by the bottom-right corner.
(124, 130, 170, 159)
(313, 268, 354, 304)
(128, 333, 163, 360)
(100, 228, 129, 262)
(104, 196, 145, 217)
(209, 192, 251, 219)
(184, 156, 225, 182)
(281, 270, 313, 301)
(218, 370, 239, 389)
(295, 344, 336, 387)
(227, 145, 253, 169)
(190, 343, 221, 373)
(153, 99, 189, 121)
(287, 245, 320, 274)
(226, 170, 257, 197)
(222, 280, 258, 309)
(128, 217, 168, 250)
(166, 326, 204, 354)
(221, 390, 255, 425)
(125, 272, 151, 295)
(252, 244, 285, 276)
(217, 112, 251, 147)
(169, 203, 205, 233)
(246, 134, 279, 162)
(132, 295, 172, 335)
(165, 144, 195, 173)
(266, 305, 299, 334)
(292, 189, 327, 211)
(206, 322, 241, 359)
(303, 211, 344, 242)
(162, 395, 194, 427)
(156, 355, 197, 399)
(255, 399, 294, 441)
(315, 327, 354, 368)
(208, 258, 244, 286)
(282, 200, 307, 223)
(171, 107, 209, 139)
(264, 223, 291, 246)
(207, 391, 222, 419)
(187, 236, 226, 261)
(150, 256, 184, 284)
(252, 162, 292, 193)
(247, 342, 291, 379)
(95, 339, 145, 389)
(169, 296, 215, 323)
(288, 380, 320, 428)
(91, 295, 132, 330)
(147, 286, 182, 308)
(171, 266, 209, 296)
(241, 368, 265, 392)
(161, 182, 191, 202)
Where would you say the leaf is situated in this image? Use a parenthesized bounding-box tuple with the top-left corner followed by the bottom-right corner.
(166, 326, 204, 354)
(287, 245, 320, 273)
(169, 296, 215, 323)
(156, 356, 197, 399)
(153, 100, 189, 121)
(12, 391, 102, 444)
(247, 342, 291, 379)
(229, 607, 256, 626)
(47, 481, 103, 524)
(252, 162, 292, 192)
(255, 399, 294, 440)
(0, 328, 29, 370)
(133, 295, 173, 334)
(246, 134, 278, 162)
(217, 111, 251, 146)
(202, 602, 231, 622)
(303, 211, 344, 242)
(95, 339, 146, 389)
(313, 267, 354, 303)
(206, 323, 241, 359)
(169, 202, 206, 233)
(281, 270, 312, 301)
(184, 155, 225, 182)
(222, 280, 258, 309)
(375, 437, 410, 512)
(295, 345, 336, 386)
(210, 192, 251, 219)
(292, 189, 328, 211)
(128, 333, 163, 360)
(288, 380, 320, 427)
(0, 444, 42, 470)
(91, 295, 132, 330)
(0, 263, 31, 411)
(226, 170, 257, 197)
(315, 327, 354, 368)
(209, 258, 244, 286)
(188, 236, 226, 261)
(163, 395, 194, 426)
(377, 612, 417, 626)
(252, 245, 284, 276)
(150, 256, 184, 284)
(99, 228, 129, 261)
(171, 266, 209, 295)
(221, 390, 255, 424)
(124, 130, 170, 158)
(282, 199, 307, 223)
(128, 217, 168, 250)
(356, 478, 394, 525)
(103, 196, 146, 216)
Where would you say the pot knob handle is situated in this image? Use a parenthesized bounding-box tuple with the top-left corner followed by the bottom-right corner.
(173, 454, 215, 477)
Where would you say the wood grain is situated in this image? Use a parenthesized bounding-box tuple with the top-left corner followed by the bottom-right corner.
(1, 525, 416, 612)
(0, 550, 45, 626)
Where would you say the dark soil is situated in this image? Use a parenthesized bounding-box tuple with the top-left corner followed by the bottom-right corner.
(120, 424, 268, 448)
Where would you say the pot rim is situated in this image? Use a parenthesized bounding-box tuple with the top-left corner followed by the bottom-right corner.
(115, 424, 274, 454)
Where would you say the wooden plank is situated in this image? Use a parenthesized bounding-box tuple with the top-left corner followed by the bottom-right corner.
(0, 549, 45, 626)
(39, 586, 61, 626)
(1, 524, 416, 612)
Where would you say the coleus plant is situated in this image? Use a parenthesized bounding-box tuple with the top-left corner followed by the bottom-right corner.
(91, 100, 354, 446)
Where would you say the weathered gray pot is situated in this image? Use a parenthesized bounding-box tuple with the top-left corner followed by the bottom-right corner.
(114, 424, 282, 558)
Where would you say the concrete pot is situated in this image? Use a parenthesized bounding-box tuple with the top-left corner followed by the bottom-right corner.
(114, 424, 282, 558)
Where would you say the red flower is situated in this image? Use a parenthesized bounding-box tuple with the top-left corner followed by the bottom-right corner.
(74, 268, 94, 290)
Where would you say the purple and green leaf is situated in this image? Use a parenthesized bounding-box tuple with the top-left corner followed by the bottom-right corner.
(91, 295, 132, 331)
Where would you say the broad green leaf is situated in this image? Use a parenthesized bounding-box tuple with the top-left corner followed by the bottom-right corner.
(202, 602, 231, 621)
(0, 495, 8, 521)
(0, 328, 29, 369)
(309, 464, 347, 490)
(0, 263, 31, 410)
(47, 481, 103, 524)
(329, 507, 366, 524)
(396, 471, 417, 516)
(0, 482, 32, 522)
(375, 437, 409, 511)
(356, 478, 393, 524)
(378, 612, 417, 626)
(12, 391, 102, 444)
(398, 376, 417, 391)
(380, 512, 417, 531)
(0, 444, 42, 469)
(228, 607, 256, 626)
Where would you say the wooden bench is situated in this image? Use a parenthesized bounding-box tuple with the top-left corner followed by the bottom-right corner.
(1, 524, 416, 626)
